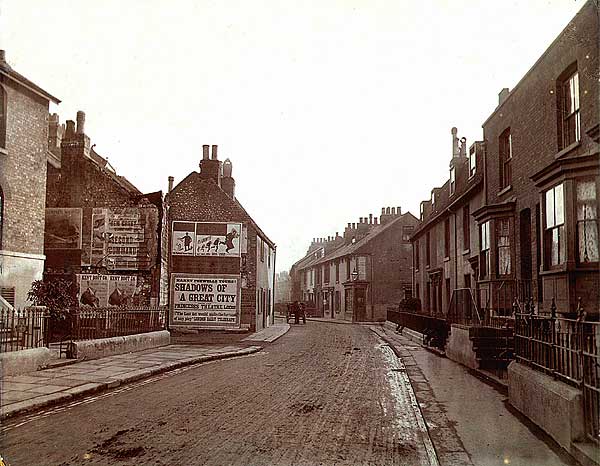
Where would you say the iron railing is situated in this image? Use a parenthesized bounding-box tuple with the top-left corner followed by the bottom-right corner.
(0, 307, 47, 353)
(514, 304, 599, 444)
(66, 306, 167, 341)
(387, 309, 450, 350)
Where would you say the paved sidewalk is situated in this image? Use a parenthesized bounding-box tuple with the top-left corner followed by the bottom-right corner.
(0, 323, 290, 421)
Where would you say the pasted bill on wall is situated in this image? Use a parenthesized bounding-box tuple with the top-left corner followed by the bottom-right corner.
(171, 222, 242, 258)
(44, 208, 83, 250)
(170, 273, 240, 328)
(77, 274, 138, 307)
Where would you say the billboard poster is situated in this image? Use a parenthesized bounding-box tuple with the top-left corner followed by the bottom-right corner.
(106, 208, 146, 270)
(91, 209, 107, 266)
(90, 207, 157, 270)
(171, 221, 196, 255)
(195, 223, 241, 257)
(44, 208, 83, 249)
(171, 274, 240, 327)
(77, 274, 138, 307)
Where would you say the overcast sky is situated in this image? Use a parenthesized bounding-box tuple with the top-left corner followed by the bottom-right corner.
(0, 0, 585, 272)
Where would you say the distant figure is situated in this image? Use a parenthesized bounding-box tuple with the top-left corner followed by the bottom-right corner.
(299, 302, 306, 324)
(293, 301, 300, 324)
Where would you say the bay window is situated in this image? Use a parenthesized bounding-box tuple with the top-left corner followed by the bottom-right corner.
(576, 179, 599, 263)
(496, 218, 511, 275)
(480, 221, 490, 278)
(545, 183, 565, 266)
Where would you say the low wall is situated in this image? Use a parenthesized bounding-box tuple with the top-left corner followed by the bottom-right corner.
(71, 330, 171, 361)
(445, 324, 477, 370)
(508, 361, 584, 452)
(0, 347, 52, 377)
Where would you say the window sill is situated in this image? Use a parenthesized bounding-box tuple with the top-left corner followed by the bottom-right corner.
(0, 147, 6, 156)
(444, 257, 450, 262)
(555, 140, 581, 159)
(498, 185, 512, 196)
(462, 249, 470, 255)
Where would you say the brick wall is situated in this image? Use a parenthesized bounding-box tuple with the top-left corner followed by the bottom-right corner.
(0, 79, 49, 255)
(168, 172, 275, 332)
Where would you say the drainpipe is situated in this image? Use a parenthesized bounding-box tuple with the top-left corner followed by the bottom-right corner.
(447, 206, 459, 314)
(272, 247, 276, 326)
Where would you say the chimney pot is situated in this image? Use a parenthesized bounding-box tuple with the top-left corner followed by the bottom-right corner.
(381, 207, 385, 214)
(0, 50, 5, 62)
(202, 145, 210, 160)
(374, 218, 378, 225)
(76, 111, 85, 134)
(211, 145, 218, 160)
(352, 223, 356, 229)
(347, 223, 351, 228)
(397, 206, 402, 215)
(386, 207, 391, 215)
(391, 207, 396, 215)
(65, 120, 76, 138)
(168, 176, 174, 193)
(369, 214, 373, 224)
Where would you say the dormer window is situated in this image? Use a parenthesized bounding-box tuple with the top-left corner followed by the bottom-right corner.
(431, 191, 436, 210)
(469, 145, 476, 177)
(351, 236, 356, 244)
(450, 167, 456, 195)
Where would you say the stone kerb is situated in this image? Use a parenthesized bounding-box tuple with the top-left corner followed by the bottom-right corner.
(70, 330, 171, 361)
(0, 347, 52, 377)
(508, 361, 585, 453)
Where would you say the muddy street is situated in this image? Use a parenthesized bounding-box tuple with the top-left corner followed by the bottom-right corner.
(0, 322, 437, 466)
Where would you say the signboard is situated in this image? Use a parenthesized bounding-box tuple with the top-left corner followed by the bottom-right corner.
(45, 208, 83, 249)
(77, 274, 138, 307)
(90, 207, 157, 270)
(171, 222, 241, 258)
(170, 274, 240, 328)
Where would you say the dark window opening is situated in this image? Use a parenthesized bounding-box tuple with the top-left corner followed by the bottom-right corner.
(499, 128, 512, 190)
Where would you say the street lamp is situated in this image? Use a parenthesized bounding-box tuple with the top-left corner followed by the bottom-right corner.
(351, 268, 358, 282)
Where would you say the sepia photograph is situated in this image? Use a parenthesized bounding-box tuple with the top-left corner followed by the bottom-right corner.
(0, 1, 598, 465)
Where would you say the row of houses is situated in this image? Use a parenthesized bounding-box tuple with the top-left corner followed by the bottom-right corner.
(290, 208, 418, 322)
(0, 50, 275, 333)
(413, 0, 599, 319)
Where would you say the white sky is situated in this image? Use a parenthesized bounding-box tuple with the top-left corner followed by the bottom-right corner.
(0, 0, 585, 272)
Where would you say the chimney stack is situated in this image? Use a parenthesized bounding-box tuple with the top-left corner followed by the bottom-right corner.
(0, 50, 5, 62)
(76, 111, 85, 134)
(199, 143, 221, 185)
(221, 158, 235, 198)
(168, 176, 174, 193)
(498, 88, 510, 106)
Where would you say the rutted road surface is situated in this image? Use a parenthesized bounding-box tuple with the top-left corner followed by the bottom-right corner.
(1, 322, 437, 466)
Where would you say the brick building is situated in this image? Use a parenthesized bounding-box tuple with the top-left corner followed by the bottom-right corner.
(0, 50, 60, 309)
(412, 1, 599, 317)
(166, 145, 276, 333)
(291, 208, 418, 322)
(412, 129, 485, 316)
(478, 1, 599, 316)
(45, 111, 165, 307)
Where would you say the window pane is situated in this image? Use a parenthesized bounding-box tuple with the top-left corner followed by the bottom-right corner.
(571, 73, 579, 111)
(546, 189, 555, 228)
(551, 228, 559, 265)
(499, 247, 511, 274)
(578, 220, 599, 262)
(555, 183, 564, 225)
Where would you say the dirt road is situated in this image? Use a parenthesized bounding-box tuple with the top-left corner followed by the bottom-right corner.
(0, 322, 437, 466)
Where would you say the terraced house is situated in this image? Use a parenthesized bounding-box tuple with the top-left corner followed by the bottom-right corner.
(290, 208, 418, 322)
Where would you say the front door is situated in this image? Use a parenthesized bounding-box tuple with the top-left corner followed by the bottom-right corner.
(355, 287, 366, 321)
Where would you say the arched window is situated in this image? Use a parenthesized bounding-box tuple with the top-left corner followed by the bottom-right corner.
(0, 84, 6, 149)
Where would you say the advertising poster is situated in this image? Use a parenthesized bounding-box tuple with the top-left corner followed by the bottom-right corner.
(195, 222, 241, 257)
(171, 274, 240, 327)
(172, 221, 196, 255)
(90, 207, 157, 270)
(91, 209, 107, 266)
(77, 274, 138, 307)
(44, 208, 83, 249)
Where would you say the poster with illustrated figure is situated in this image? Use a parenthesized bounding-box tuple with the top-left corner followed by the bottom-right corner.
(171, 221, 196, 255)
(44, 208, 83, 249)
(195, 222, 241, 257)
(77, 274, 137, 307)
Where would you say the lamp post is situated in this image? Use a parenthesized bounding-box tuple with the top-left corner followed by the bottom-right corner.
(351, 268, 358, 282)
